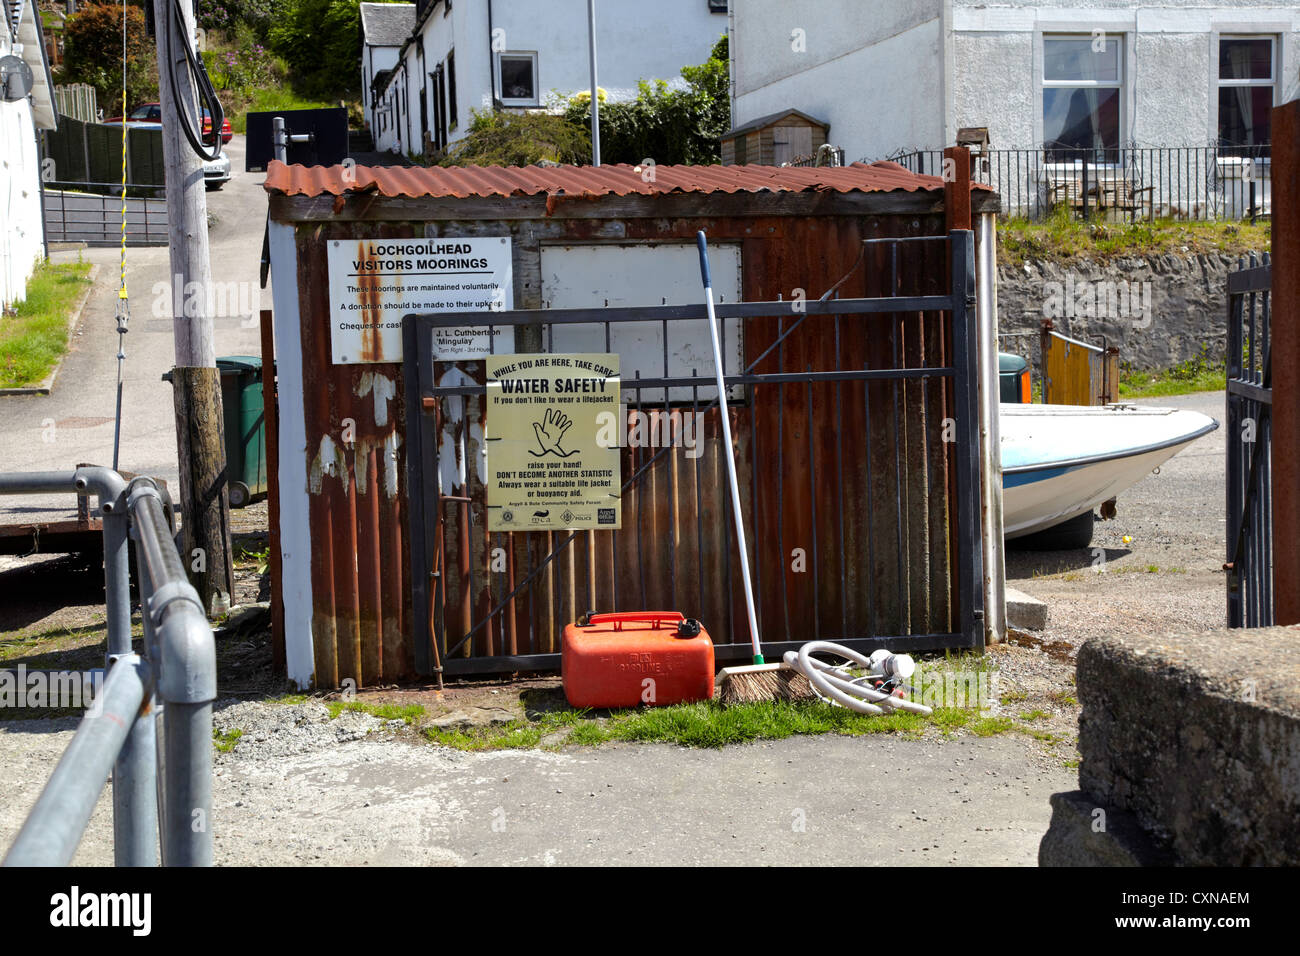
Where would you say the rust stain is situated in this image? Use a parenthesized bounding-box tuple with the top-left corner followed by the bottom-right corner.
(355, 240, 384, 362)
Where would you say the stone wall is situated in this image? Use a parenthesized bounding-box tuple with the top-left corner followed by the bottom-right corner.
(1040, 626, 1300, 866)
(997, 251, 1265, 372)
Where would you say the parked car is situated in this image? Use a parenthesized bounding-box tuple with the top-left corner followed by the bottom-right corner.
(203, 151, 232, 190)
(106, 102, 233, 145)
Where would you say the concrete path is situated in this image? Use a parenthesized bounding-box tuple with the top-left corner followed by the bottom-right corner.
(0, 135, 266, 523)
(0, 712, 1071, 866)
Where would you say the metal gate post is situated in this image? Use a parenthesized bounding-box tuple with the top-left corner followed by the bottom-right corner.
(127, 479, 216, 866)
(950, 229, 985, 645)
(1271, 99, 1300, 624)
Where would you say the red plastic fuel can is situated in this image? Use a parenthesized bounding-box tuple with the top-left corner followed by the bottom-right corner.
(562, 611, 715, 708)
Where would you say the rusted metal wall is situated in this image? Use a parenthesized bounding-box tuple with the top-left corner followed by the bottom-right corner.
(293, 223, 415, 686)
(279, 198, 986, 683)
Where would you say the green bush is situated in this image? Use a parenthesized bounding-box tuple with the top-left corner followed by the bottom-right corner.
(562, 34, 729, 166)
(441, 107, 591, 167)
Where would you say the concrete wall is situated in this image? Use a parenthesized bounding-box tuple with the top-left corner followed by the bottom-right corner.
(1041, 627, 1300, 866)
(997, 250, 1265, 370)
(731, 0, 945, 161)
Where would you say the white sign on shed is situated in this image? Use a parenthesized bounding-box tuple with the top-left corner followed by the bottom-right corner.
(326, 236, 513, 364)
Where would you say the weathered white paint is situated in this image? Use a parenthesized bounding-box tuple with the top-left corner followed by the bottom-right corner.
(730, 0, 1300, 160)
(356, 370, 397, 427)
(268, 220, 316, 689)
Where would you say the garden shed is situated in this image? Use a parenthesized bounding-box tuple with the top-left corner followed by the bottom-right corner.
(262, 158, 999, 689)
(721, 109, 831, 166)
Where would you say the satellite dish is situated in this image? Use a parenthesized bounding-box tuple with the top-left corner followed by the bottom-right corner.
(0, 55, 34, 102)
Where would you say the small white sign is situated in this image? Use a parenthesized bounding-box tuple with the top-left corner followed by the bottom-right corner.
(327, 236, 513, 364)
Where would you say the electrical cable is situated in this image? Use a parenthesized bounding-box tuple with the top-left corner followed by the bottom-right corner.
(161, 0, 223, 161)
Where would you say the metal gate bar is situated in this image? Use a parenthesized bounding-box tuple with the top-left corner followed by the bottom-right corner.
(1226, 253, 1274, 627)
(403, 231, 983, 675)
(1, 468, 216, 866)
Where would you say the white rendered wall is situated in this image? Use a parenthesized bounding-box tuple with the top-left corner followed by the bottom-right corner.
(730, 0, 945, 162)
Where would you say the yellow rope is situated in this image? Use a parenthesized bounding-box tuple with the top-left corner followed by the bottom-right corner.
(119, 0, 127, 303)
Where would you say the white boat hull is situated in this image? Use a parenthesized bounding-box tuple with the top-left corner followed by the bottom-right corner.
(1000, 403, 1218, 539)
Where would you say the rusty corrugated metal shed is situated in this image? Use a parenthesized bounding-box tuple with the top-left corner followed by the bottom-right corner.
(263, 159, 990, 200)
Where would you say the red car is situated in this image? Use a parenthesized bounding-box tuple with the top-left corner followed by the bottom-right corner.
(107, 102, 233, 145)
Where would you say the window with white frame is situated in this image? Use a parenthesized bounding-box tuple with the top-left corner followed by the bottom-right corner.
(496, 52, 538, 106)
(1218, 35, 1275, 154)
(1042, 34, 1123, 159)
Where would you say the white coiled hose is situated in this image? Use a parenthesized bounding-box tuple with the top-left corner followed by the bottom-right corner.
(783, 642, 934, 716)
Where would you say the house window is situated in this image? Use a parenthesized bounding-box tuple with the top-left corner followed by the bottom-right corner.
(1042, 34, 1122, 159)
(447, 49, 457, 128)
(707, 0, 728, 11)
(1218, 36, 1274, 154)
(497, 52, 538, 106)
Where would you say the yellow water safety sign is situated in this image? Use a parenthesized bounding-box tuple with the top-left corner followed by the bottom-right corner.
(486, 353, 621, 531)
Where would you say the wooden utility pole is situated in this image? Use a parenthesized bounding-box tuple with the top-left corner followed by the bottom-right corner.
(153, 0, 233, 616)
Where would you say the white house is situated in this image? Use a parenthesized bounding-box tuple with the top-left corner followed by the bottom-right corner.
(730, 1, 1300, 207)
(368, 0, 729, 158)
(361, 2, 415, 148)
(1, 0, 56, 308)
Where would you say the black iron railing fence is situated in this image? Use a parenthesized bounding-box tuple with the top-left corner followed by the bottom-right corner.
(879, 145, 1271, 222)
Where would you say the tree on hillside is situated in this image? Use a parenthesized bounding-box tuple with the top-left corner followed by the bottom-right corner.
(60, 1, 155, 112)
(267, 0, 373, 99)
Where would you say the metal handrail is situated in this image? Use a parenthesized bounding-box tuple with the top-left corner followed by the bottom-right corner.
(0, 467, 216, 867)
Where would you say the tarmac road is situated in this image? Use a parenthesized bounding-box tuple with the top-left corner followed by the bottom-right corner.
(0, 135, 267, 524)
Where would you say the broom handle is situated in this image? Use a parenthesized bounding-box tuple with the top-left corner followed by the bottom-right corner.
(697, 231, 764, 665)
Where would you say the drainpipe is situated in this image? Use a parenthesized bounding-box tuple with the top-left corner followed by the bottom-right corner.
(587, 0, 599, 166)
(976, 211, 1007, 645)
(487, 0, 497, 108)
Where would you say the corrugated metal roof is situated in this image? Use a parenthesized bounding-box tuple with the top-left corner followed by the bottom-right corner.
(264, 160, 989, 200)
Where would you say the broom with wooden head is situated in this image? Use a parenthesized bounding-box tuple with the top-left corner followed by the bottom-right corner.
(695, 232, 810, 705)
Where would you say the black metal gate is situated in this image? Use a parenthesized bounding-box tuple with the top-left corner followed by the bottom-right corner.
(402, 231, 983, 675)
(1226, 253, 1273, 627)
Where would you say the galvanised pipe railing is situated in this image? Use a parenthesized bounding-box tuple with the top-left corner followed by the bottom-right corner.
(0, 467, 216, 867)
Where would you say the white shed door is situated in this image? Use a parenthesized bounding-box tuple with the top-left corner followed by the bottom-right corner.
(540, 242, 743, 403)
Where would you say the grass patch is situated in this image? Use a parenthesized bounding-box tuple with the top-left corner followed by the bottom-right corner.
(969, 716, 1015, 737)
(422, 699, 993, 751)
(1118, 350, 1226, 399)
(1019, 709, 1050, 722)
(213, 728, 243, 753)
(1049, 691, 1078, 707)
(0, 260, 93, 388)
(998, 206, 1269, 267)
(327, 700, 425, 725)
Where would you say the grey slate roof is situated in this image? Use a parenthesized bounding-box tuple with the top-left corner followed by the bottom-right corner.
(360, 2, 415, 48)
